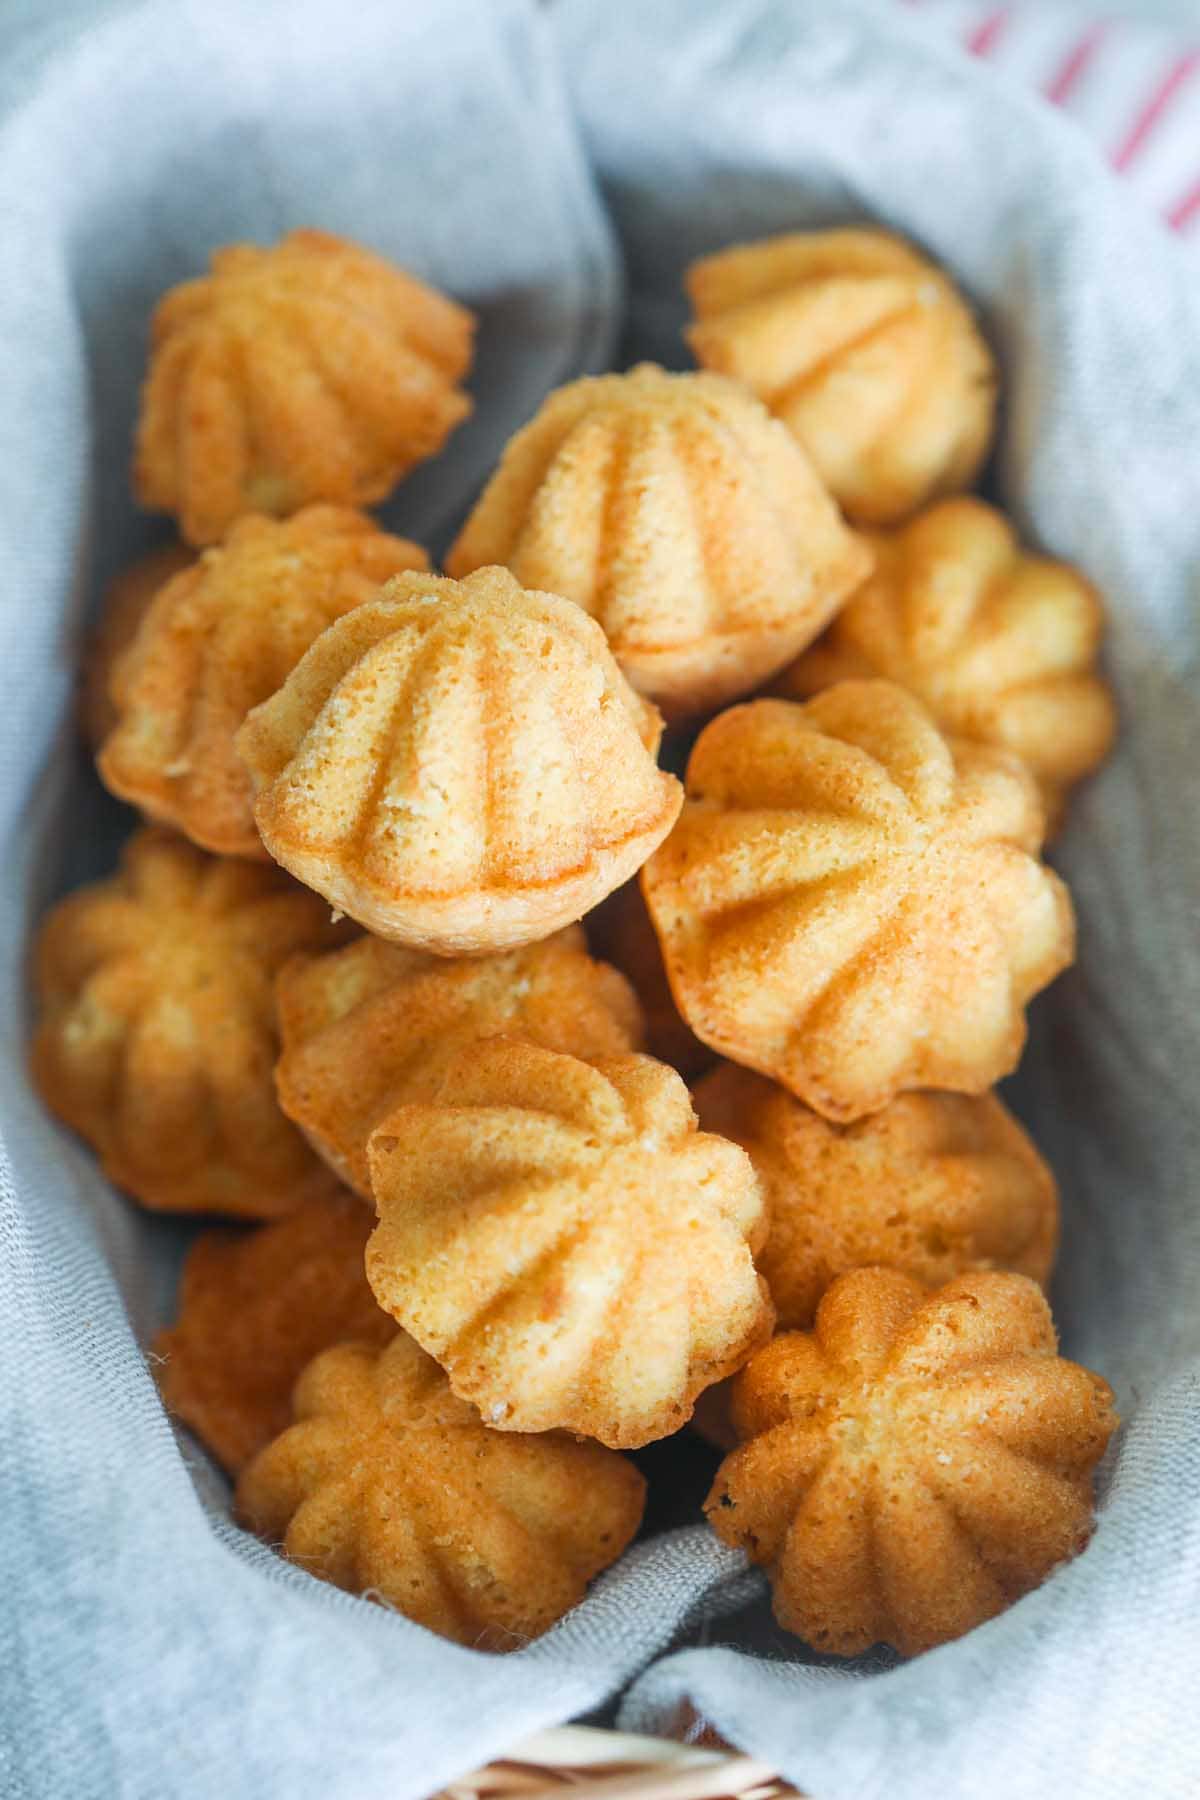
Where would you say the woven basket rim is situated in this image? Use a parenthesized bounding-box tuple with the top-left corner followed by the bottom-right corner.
(434, 1723, 793, 1800)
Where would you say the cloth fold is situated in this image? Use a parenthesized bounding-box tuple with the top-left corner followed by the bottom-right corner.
(2, 2, 1198, 1797)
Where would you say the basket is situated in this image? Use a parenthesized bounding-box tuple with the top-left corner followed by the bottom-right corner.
(6, 0, 1199, 1794)
(436, 1725, 794, 1800)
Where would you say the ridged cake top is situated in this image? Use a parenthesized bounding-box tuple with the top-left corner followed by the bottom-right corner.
(237, 565, 683, 952)
(686, 227, 996, 526)
(447, 362, 870, 716)
(135, 228, 475, 543)
(235, 1333, 646, 1647)
(706, 1268, 1118, 1656)
(365, 1039, 773, 1448)
(31, 827, 345, 1217)
(642, 681, 1075, 1119)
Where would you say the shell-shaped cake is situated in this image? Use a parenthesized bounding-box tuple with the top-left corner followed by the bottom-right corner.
(154, 1172, 395, 1474)
(135, 229, 475, 544)
(236, 1334, 646, 1647)
(446, 364, 870, 717)
(641, 683, 1075, 1121)
(587, 882, 710, 1080)
(81, 543, 194, 748)
(780, 498, 1117, 830)
(693, 1065, 1059, 1328)
(31, 827, 346, 1217)
(275, 926, 644, 1197)
(686, 228, 997, 526)
(365, 1040, 773, 1448)
(237, 567, 684, 953)
(705, 1268, 1118, 1656)
(98, 507, 428, 859)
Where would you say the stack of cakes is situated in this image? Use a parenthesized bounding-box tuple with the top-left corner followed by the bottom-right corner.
(32, 224, 1118, 1657)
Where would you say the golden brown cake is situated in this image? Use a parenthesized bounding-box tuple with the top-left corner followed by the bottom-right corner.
(366, 1039, 773, 1448)
(781, 498, 1117, 831)
(275, 926, 644, 1197)
(135, 229, 475, 545)
(445, 363, 870, 717)
(235, 1334, 646, 1647)
(81, 543, 194, 748)
(587, 881, 711, 1081)
(97, 507, 428, 859)
(641, 683, 1074, 1121)
(237, 567, 683, 952)
(31, 827, 346, 1217)
(685, 228, 996, 526)
(154, 1172, 394, 1473)
(693, 1064, 1059, 1327)
(705, 1268, 1117, 1657)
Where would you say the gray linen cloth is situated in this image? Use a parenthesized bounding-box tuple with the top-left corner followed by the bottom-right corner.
(1, 0, 1197, 1795)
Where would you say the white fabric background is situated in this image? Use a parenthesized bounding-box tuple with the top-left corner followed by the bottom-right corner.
(1, 1, 1197, 1796)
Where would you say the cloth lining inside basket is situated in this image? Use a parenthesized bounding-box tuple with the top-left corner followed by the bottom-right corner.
(3, 2, 1199, 1797)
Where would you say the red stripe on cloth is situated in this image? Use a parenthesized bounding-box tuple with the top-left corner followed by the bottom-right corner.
(1044, 24, 1108, 106)
(965, 9, 1010, 58)
(1113, 49, 1200, 171)
(1166, 178, 1200, 230)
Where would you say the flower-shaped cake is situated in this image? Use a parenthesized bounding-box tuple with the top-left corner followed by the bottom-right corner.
(236, 1334, 646, 1647)
(780, 498, 1117, 830)
(705, 1268, 1117, 1656)
(98, 506, 428, 858)
(366, 1039, 772, 1447)
(686, 227, 996, 525)
(155, 1172, 394, 1473)
(274, 925, 643, 1197)
(694, 1064, 1058, 1327)
(31, 827, 345, 1216)
(446, 363, 870, 717)
(135, 229, 475, 544)
(641, 683, 1074, 1120)
(237, 567, 683, 952)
